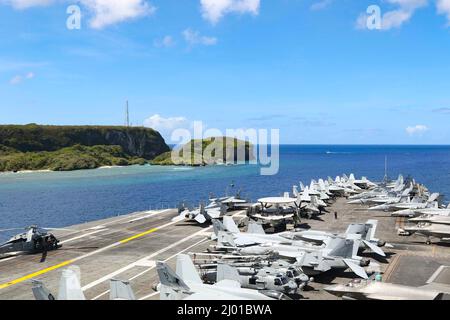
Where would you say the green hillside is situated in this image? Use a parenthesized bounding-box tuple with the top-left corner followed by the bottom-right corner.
(0, 124, 170, 172)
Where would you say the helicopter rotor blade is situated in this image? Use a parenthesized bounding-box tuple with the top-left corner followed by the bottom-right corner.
(40, 227, 76, 232)
(0, 228, 25, 233)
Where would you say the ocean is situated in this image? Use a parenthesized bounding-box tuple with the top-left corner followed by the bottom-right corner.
(1, 145, 449, 240)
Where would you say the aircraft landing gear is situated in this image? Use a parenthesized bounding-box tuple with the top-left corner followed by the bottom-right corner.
(426, 238, 432, 245)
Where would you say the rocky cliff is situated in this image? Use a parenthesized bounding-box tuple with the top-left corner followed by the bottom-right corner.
(0, 124, 170, 159)
(0, 124, 170, 172)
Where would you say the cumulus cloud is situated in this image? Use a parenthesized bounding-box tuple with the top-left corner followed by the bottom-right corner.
(200, 0, 260, 24)
(9, 71, 34, 85)
(182, 28, 217, 46)
(80, 0, 156, 29)
(1, 0, 155, 29)
(143, 114, 190, 139)
(356, 0, 428, 30)
(406, 124, 429, 136)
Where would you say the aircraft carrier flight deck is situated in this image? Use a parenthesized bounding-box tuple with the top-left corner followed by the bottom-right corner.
(1, 197, 449, 300)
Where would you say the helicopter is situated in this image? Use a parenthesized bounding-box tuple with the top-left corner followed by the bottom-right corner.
(0, 225, 63, 262)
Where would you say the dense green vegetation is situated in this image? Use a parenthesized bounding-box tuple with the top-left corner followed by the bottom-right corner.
(151, 137, 254, 166)
(0, 145, 147, 172)
(0, 124, 169, 172)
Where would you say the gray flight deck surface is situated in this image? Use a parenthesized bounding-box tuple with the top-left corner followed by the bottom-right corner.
(1, 197, 449, 300)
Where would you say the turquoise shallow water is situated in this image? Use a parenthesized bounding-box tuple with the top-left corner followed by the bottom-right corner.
(0, 145, 449, 240)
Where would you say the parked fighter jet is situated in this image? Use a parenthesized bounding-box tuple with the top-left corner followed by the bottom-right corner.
(156, 254, 280, 300)
(409, 215, 450, 225)
(216, 264, 299, 294)
(32, 266, 136, 300)
(325, 265, 450, 300)
(172, 202, 227, 224)
(0, 225, 62, 260)
(392, 204, 450, 218)
(370, 193, 440, 212)
(403, 222, 450, 244)
(198, 256, 311, 290)
(212, 218, 370, 278)
(284, 220, 390, 257)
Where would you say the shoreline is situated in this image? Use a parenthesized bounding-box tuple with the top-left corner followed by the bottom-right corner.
(0, 165, 127, 175)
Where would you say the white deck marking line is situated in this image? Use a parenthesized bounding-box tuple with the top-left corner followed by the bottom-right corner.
(79, 209, 173, 232)
(59, 228, 109, 245)
(126, 210, 171, 224)
(90, 229, 211, 300)
(52, 210, 171, 240)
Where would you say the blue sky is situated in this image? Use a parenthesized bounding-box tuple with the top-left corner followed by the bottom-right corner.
(1, 0, 450, 144)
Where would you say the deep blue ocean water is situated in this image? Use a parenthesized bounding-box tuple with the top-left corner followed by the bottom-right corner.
(1, 145, 449, 240)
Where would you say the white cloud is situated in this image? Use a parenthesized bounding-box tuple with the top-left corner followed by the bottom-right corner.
(182, 28, 217, 46)
(80, 0, 156, 29)
(154, 35, 175, 48)
(406, 124, 429, 136)
(9, 71, 35, 85)
(144, 114, 190, 139)
(437, 0, 450, 24)
(200, 0, 260, 24)
(0, 0, 54, 10)
(0, 0, 155, 29)
(356, 0, 428, 30)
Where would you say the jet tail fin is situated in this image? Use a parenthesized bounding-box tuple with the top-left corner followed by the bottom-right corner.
(223, 216, 240, 234)
(327, 238, 354, 259)
(156, 261, 191, 296)
(212, 219, 226, 237)
(57, 266, 86, 300)
(247, 222, 266, 235)
(366, 219, 378, 241)
(110, 279, 136, 300)
(216, 264, 240, 283)
(176, 254, 202, 284)
(31, 280, 56, 300)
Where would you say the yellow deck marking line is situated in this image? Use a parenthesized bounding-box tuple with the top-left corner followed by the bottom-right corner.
(119, 228, 159, 244)
(0, 219, 178, 290)
(0, 260, 74, 290)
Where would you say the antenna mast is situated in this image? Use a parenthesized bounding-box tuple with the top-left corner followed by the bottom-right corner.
(125, 100, 130, 127)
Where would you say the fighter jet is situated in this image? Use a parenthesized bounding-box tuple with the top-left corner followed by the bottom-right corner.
(403, 222, 450, 244)
(392, 204, 450, 218)
(216, 264, 299, 294)
(32, 266, 136, 300)
(172, 202, 227, 224)
(285, 220, 390, 257)
(156, 254, 278, 300)
(0, 225, 62, 260)
(213, 217, 324, 249)
(348, 174, 377, 189)
(221, 235, 370, 279)
(409, 215, 450, 225)
(324, 265, 450, 300)
(372, 193, 440, 212)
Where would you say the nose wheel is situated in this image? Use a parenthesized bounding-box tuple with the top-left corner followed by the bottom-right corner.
(426, 237, 432, 245)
